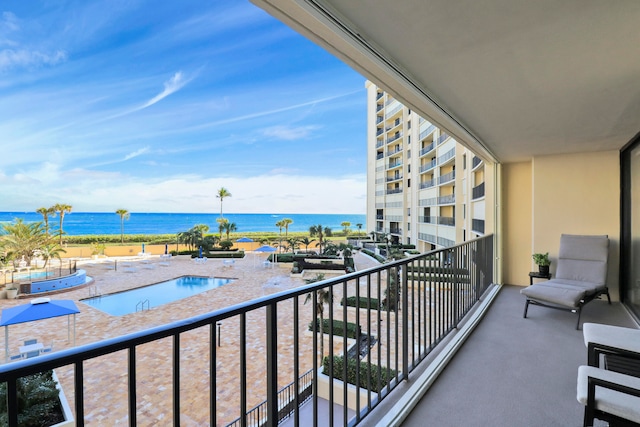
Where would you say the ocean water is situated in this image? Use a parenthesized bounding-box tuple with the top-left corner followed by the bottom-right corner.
(0, 212, 367, 236)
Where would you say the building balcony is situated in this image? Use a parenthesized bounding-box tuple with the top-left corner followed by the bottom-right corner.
(376, 140, 384, 148)
(438, 216, 455, 226)
(437, 148, 455, 165)
(437, 132, 450, 145)
(419, 160, 436, 173)
(386, 132, 403, 144)
(419, 179, 435, 189)
(419, 124, 436, 141)
(472, 182, 485, 199)
(376, 128, 384, 136)
(386, 174, 402, 182)
(438, 170, 455, 185)
(386, 146, 403, 157)
(472, 155, 482, 169)
(438, 194, 455, 204)
(419, 143, 434, 157)
(376, 92, 384, 100)
(376, 152, 384, 160)
(386, 187, 403, 195)
(418, 216, 436, 223)
(388, 160, 402, 169)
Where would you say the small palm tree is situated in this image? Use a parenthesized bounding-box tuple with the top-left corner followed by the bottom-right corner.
(304, 274, 332, 361)
(222, 221, 237, 240)
(217, 218, 228, 239)
(299, 237, 316, 253)
(356, 223, 363, 235)
(341, 221, 351, 235)
(216, 187, 232, 218)
(309, 225, 331, 254)
(282, 218, 293, 237)
(36, 207, 56, 237)
(52, 203, 72, 245)
(39, 243, 66, 268)
(115, 209, 130, 244)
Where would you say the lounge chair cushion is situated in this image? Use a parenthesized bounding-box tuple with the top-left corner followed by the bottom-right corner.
(521, 281, 587, 307)
(577, 365, 640, 424)
(556, 235, 608, 285)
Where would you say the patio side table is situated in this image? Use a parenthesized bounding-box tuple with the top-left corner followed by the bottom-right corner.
(528, 271, 551, 286)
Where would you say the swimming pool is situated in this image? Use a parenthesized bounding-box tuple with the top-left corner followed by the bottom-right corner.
(81, 276, 234, 316)
(14, 271, 54, 280)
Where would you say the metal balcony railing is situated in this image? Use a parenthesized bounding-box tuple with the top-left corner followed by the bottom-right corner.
(386, 132, 403, 145)
(438, 171, 455, 185)
(385, 104, 402, 119)
(386, 187, 403, 195)
(438, 194, 456, 204)
(0, 237, 494, 427)
(2, 260, 77, 286)
(386, 146, 403, 157)
(472, 182, 485, 200)
(418, 216, 436, 224)
(420, 180, 435, 189)
(419, 143, 434, 157)
(388, 160, 403, 169)
(419, 160, 437, 173)
(376, 128, 384, 136)
(376, 140, 384, 149)
(437, 132, 450, 144)
(419, 125, 436, 141)
(387, 175, 402, 182)
(438, 216, 455, 226)
(376, 92, 384, 100)
(376, 153, 384, 160)
(437, 148, 455, 165)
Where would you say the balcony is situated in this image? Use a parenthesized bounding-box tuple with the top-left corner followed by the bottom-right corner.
(0, 238, 498, 427)
(376, 128, 384, 136)
(376, 152, 384, 160)
(418, 216, 436, 224)
(376, 92, 383, 100)
(419, 179, 434, 189)
(386, 132, 403, 144)
(438, 170, 455, 185)
(419, 124, 436, 141)
(388, 160, 402, 169)
(437, 148, 455, 165)
(386, 146, 403, 157)
(386, 174, 402, 182)
(419, 159, 436, 173)
(376, 140, 384, 148)
(438, 216, 455, 226)
(438, 194, 455, 204)
(472, 155, 482, 169)
(472, 182, 485, 199)
(386, 187, 403, 195)
(437, 132, 450, 145)
(419, 143, 434, 157)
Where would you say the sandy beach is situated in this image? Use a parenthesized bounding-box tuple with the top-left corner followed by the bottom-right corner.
(1, 251, 383, 426)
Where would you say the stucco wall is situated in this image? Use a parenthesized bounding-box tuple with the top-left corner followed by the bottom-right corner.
(502, 161, 533, 286)
(501, 151, 620, 300)
(532, 150, 620, 299)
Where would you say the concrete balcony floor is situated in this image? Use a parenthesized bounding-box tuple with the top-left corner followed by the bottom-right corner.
(395, 285, 638, 427)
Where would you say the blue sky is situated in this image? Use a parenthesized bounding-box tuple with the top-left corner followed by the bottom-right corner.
(0, 1, 367, 214)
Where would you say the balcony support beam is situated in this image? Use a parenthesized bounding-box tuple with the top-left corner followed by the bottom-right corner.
(266, 303, 278, 427)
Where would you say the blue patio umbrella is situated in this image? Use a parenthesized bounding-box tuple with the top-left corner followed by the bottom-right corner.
(255, 244, 278, 265)
(1, 298, 80, 359)
(236, 237, 254, 243)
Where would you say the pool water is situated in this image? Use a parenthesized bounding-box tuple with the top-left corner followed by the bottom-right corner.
(14, 271, 54, 280)
(82, 276, 233, 316)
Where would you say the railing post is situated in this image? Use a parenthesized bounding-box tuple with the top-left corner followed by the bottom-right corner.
(402, 263, 409, 381)
(452, 248, 459, 327)
(265, 303, 278, 427)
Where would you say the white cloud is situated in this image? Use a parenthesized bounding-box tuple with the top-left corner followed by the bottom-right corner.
(139, 71, 191, 109)
(123, 146, 150, 161)
(0, 166, 366, 214)
(0, 49, 68, 70)
(262, 125, 320, 140)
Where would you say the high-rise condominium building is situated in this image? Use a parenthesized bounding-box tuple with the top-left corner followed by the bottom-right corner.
(366, 82, 492, 252)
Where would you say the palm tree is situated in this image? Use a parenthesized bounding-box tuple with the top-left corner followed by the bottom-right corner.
(341, 221, 351, 235)
(282, 218, 293, 237)
(221, 221, 237, 240)
(217, 218, 228, 239)
(115, 209, 130, 243)
(298, 237, 316, 254)
(286, 237, 301, 254)
(309, 225, 331, 254)
(216, 187, 232, 218)
(52, 203, 72, 245)
(1, 219, 49, 266)
(356, 223, 363, 236)
(39, 243, 66, 268)
(303, 274, 332, 362)
(36, 207, 56, 237)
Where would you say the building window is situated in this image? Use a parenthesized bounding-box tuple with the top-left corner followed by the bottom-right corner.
(408, 135, 411, 144)
(463, 154, 467, 169)
(407, 208, 411, 216)
(407, 164, 411, 173)
(407, 179, 411, 188)
(407, 121, 412, 129)
(407, 222, 411, 231)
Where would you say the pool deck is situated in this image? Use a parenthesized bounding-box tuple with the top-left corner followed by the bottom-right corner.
(0, 252, 380, 426)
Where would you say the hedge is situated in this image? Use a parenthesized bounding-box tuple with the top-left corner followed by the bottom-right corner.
(308, 318, 360, 339)
(361, 249, 385, 263)
(341, 296, 381, 310)
(188, 251, 245, 259)
(322, 355, 397, 393)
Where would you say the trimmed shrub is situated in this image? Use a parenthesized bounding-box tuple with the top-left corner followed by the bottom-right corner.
(188, 251, 245, 259)
(308, 318, 360, 339)
(361, 249, 385, 263)
(341, 296, 381, 310)
(0, 370, 64, 426)
(322, 355, 397, 393)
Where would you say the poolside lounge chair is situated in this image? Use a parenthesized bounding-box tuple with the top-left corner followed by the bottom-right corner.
(521, 234, 611, 329)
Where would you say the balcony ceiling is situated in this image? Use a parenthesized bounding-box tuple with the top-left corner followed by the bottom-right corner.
(251, 0, 640, 162)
